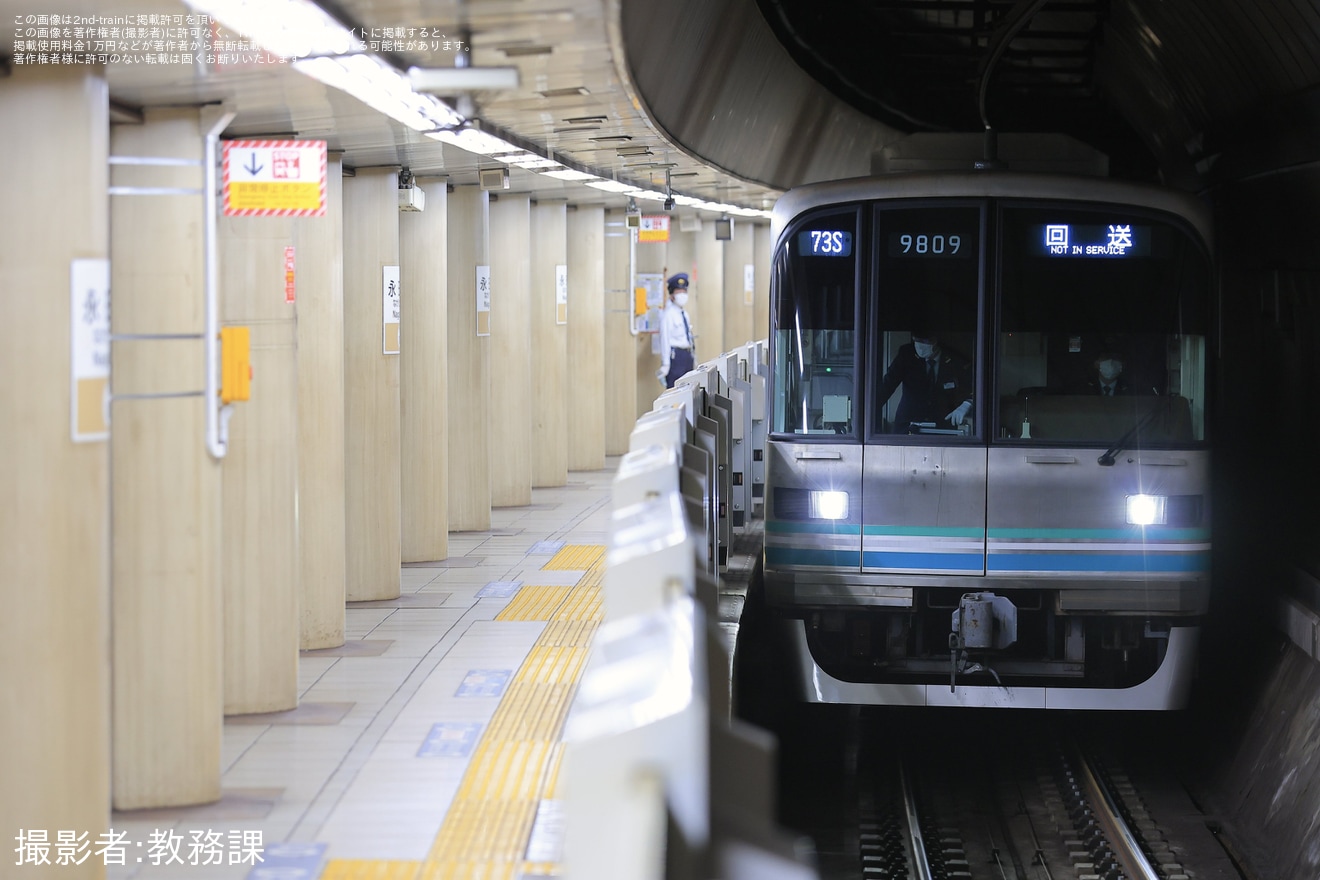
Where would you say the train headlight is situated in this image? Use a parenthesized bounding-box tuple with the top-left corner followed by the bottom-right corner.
(809, 491, 849, 520)
(1126, 494, 1167, 526)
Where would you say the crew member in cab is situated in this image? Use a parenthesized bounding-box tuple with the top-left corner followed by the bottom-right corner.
(875, 330, 974, 433)
(657, 273, 695, 388)
(1085, 352, 1131, 396)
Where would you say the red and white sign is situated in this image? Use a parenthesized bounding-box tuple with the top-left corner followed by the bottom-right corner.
(639, 215, 670, 242)
(223, 139, 327, 217)
(284, 246, 296, 303)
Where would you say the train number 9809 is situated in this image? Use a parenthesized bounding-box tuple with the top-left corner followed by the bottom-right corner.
(894, 232, 963, 256)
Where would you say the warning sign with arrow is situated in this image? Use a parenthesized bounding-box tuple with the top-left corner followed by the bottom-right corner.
(223, 139, 327, 217)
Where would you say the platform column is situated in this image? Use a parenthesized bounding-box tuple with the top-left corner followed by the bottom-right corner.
(218, 211, 299, 715)
(723, 220, 756, 352)
(696, 220, 725, 366)
(343, 168, 402, 601)
(400, 179, 449, 562)
(634, 216, 669, 415)
(568, 205, 606, 470)
(531, 200, 568, 487)
(296, 154, 347, 648)
(489, 193, 533, 506)
(110, 107, 222, 808)
(447, 185, 492, 530)
(752, 222, 771, 343)
(0, 64, 110, 875)
(604, 209, 637, 453)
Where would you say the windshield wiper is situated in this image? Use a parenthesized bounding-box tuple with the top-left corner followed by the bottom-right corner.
(1098, 399, 1169, 466)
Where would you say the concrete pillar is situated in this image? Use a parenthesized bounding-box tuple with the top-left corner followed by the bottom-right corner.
(604, 210, 636, 453)
(635, 230, 668, 417)
(110, 107, 222, 808)
(218, 211, 299, 715)
(447, 186, 492, 530)
(342, 169, 401, 601)
(489, 193, 533, 506)
(400, 180, 449, 561)
(695, 222, 725, 363)
(296, 155, 346, 649)
(531, 200, 568, 487)
(723, 221, 756, 351)
(0, 64, 110, 875)
(753, 222, 772, 345)
(567, 205, 606, 471)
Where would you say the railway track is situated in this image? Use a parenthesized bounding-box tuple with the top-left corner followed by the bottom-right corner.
(783, 712, 1243, 880)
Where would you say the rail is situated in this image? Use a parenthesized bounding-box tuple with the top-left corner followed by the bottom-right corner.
(1073, 750, 1162, 880)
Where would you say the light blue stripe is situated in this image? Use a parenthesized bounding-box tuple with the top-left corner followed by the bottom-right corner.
(862, 525, 985, 538)
(987, 552, 1210, 573)
(988, 527, 1210, 541)
(862, 552, 985, 571)
(765, 521, 863, 535)
(765, 547, 861, 568)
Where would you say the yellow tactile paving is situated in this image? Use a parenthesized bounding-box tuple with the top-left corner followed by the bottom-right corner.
(553, 586, 602, 622)
(494, 584, 572, 621)
(320, 860, 422, 880)
(542, 544, 605, 571)
(425, 554, 599, 872)
(541, 745, 566, 799)
(321, 546, 603, 880)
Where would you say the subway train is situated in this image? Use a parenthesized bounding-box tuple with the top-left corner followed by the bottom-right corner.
(762, 169, 1214, 709)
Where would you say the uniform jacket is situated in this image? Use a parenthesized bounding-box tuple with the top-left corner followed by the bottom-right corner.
(875, 343, 974, 432)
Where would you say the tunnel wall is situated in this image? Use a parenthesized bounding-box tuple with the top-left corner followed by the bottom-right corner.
(1194, 164, 1320, 880)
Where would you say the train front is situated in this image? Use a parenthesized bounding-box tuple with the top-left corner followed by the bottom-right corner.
(762, 175, 1214, 709)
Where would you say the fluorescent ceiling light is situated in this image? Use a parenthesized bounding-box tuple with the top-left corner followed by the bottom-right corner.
(632, 190, 668, 201)
(508, 158, 564, 170)
(408, 66, 521, 93)
(188, 0, 360, 58)
(491, 152, 562, 170)
(294, 55, 461, 132)
(541, 169, 598, 182)
(428, 128, 520, 155)
(586, 180, 643, 193)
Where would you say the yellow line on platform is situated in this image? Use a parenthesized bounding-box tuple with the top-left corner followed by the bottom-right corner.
(542, 544, 605, 571)
(321, 546, 603, 880)
(319, 859, 422, 880)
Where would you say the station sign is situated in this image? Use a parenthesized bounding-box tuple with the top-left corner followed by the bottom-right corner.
(223, 139, 327, 217)
(639, 215, 670, 242)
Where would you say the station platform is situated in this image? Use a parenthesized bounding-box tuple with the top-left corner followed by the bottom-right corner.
(107, 464, 620, 880)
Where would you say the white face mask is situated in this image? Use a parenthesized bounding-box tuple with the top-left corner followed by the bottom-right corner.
(673, 293, 689, 307)
(1097, 359, 1122, 381)
(913, 341, 934, 359)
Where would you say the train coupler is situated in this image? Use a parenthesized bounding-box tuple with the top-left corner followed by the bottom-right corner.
(948, 592, 1017, 692)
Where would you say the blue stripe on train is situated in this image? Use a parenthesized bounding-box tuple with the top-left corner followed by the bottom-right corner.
(987, 552, 1210, 573)
(764, 547, 861, 568)
(861, 552, 984, 571)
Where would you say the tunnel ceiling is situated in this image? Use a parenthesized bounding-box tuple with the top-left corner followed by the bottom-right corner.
(757, 0, 1158, 179)
(623, 0, 1320, 193)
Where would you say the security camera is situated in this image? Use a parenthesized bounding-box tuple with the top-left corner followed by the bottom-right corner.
(663, 197, 675, 211)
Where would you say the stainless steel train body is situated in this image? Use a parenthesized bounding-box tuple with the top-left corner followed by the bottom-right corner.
(764, 172, 1214, 709)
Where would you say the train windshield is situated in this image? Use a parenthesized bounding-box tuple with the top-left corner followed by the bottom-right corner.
(771, 208, 860, 435)
(996, 205, 1211, 445)
(872, 205, 982, 436)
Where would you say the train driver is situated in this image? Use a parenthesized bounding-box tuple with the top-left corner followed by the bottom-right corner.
(1085, 352, 1131, 396)
(875, 330, 974, 433)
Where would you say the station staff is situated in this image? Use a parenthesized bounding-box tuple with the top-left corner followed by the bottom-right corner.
(657, 273, 696, 388)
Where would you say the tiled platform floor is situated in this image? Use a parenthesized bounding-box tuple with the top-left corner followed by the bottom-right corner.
(106, 463, 619, 880)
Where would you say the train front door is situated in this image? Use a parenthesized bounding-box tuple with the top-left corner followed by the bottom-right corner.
(860, 443, 987, 577)
(864, 203, 988, 579)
